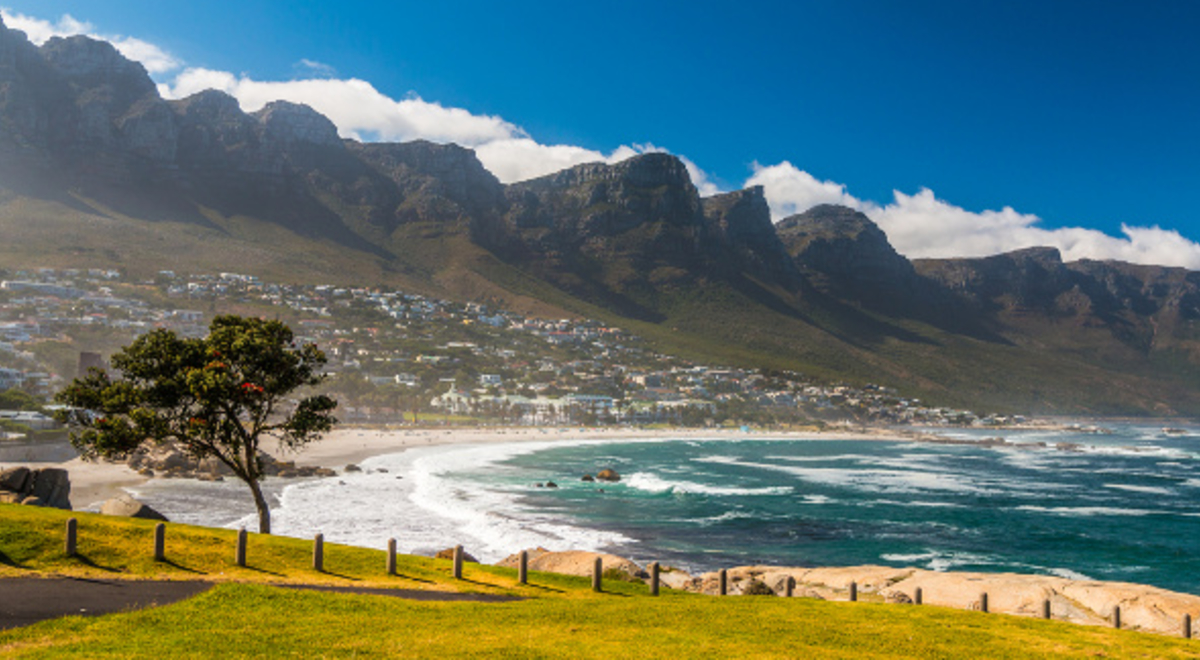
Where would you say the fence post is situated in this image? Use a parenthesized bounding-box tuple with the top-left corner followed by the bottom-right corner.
(386, 538, 396, 576)
(592, 557, 602, 592)
(64, 518, 77, 557)
(849, 581, 857, 602)
(518, 550, 528, 585)
(718, 569, 727, 596)
(154, 523, 165, 562)
(650, 562, 660, 596)
(313, 533, 324, 572)
(786, 576, 795, 598)
(915, 587, 923, 605)
(1042, 599, 1051, 620)
(1113, 605, 1121, 629)
(453, 545, 464, 580)
(1184, 613, 1192, 639)
(980, 592, 989, 613)
(236, 528, 247, 567)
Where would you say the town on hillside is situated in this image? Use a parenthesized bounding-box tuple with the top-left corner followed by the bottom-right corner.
(0, 267, 1028, 438)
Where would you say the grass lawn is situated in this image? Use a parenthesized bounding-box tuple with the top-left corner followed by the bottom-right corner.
(2, 505, 1198, 658)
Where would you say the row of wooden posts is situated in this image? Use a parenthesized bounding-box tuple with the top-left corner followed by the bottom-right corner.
(62, 519, 1195, 640)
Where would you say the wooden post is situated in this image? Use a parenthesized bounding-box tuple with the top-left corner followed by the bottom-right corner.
(386, 538, 396, 576)
(1113, 605, 1121, 629)
(980, 592, 989, 613)
(453, 544, 464, 580)
(915, 587, 923, 605)
(236, 528, 247, 567)
(592, 557, 602, 592)
(1042, 599, 1051, 620)
(849, 581, 857, 602)
(786, 576, 795, 598)
(1184, 613, 1192, 639)
(154, 523, 165, 562)
(518, 550, 528, 585)
(313, 533, 324, 572)
(64, 518, 77, 557)
(718, 569, 727, 596)
(650, 562, 660, 596)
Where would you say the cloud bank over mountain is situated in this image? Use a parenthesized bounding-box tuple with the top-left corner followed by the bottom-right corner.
(5, 8, 1198, 269)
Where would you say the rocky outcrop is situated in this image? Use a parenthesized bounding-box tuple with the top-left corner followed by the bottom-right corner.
(595, 468, 621, 482)
(99, 493, 167, 520)
(0, 466, 71, 509)
(495, 548, 645, 580)
(123, 443, 336, 480)
(683, 564, 1200, 636)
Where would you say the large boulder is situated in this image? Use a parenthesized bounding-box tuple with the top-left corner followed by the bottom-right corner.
(0, 467, 72, 510)
(100, 493, 167, 521)
(0, 466, 31, 493)
(595, 468, 621, 482)
(434, 547, 479, 563)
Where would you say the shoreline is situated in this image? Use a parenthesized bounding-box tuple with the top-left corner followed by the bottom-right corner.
(0, 425, 910, 509)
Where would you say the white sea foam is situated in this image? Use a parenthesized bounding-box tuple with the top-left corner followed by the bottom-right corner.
(257, 441, 639, 562)
(1104, 483, 1174, 495)
(880, 549, 999, 572)
(625, 472, 792, 496)
(1044, 567, 1094, 581)
(1015, 505, 1160, 517)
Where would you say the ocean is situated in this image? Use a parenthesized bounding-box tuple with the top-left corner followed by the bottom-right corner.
(125, 422, 1200, 595)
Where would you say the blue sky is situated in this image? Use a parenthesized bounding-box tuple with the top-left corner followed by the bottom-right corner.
(3, 1, 1199, 267)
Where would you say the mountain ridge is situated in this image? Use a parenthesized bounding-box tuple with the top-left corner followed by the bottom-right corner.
(2, 22, 1199, 415)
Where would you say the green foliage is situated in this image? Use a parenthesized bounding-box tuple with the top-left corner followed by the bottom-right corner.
(54, 316, 337, 533)
(0, 389, 44, 412)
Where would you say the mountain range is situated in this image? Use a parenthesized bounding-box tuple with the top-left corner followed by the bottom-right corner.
(3, 19, 1199, 415)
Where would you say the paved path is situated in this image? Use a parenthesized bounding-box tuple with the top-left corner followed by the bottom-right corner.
(0, 578, 521, 630)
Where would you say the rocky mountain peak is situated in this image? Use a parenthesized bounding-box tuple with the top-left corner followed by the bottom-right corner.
(538, 152, 694, 192)
(39, 35, 155, 99)
(170, 89, 247, 122)
(253, 100, 341, 147)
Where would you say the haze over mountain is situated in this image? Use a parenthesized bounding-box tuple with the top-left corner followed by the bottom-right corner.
(3, 22, 1200, 415)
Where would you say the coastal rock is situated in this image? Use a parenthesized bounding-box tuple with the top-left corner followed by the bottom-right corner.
(435, 547, 479, 563)
(596, 469, 621, 482)
(0, 466, 31, 492)
(581, 474, 595, 482)
(0, 466, 71, 510)
(685, 564, 1200, 636)
(496, 549, 643, 581)
(345, 464, 362, 473)
(100, 493, 168, 521)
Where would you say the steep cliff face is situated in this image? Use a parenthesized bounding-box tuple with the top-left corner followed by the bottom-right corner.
(496, 154, 708, 288)
(702, 186, 801, 287)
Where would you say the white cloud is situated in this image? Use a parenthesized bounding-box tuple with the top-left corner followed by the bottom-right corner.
(746, 160, 1200, 269)
(1, 9, 181, 74)
(747, 161, 858, 215)
(296, 58, 337, 78)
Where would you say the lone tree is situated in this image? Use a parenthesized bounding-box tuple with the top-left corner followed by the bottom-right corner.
(56, 315, 337, 533)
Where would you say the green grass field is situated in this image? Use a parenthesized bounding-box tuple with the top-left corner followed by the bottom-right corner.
(2, 505, 1198, 658)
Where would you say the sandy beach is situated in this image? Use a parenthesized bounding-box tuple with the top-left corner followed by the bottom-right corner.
(0, 425, 906, 509)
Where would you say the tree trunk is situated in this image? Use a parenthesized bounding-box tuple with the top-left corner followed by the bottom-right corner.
(247, 477, 271, 534)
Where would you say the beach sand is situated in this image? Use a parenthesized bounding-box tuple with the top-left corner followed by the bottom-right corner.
(1, 425, 903, 508)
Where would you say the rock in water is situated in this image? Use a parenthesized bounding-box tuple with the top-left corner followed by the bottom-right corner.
(434, 547, 479, 563)
(596, 468, 621, 482)
(100, 493, 168, 521)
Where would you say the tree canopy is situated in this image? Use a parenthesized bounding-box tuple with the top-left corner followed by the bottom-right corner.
(56, 315, 337, 533)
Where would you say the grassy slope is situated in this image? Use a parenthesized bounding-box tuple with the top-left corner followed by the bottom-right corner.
(2, 505, 1198, 659)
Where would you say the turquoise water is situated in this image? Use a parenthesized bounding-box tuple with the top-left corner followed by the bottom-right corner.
(489, 425, 1200, 594)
